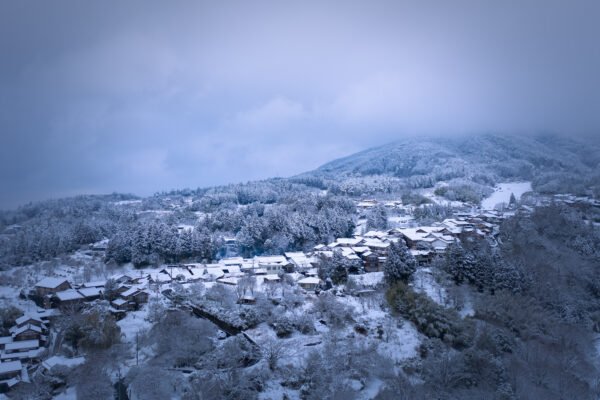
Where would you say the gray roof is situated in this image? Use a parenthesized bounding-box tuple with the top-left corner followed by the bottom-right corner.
(35, 277, 69, 289)
(0, 360, 21, 374)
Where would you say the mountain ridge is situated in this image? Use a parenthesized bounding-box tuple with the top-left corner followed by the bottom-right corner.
(309, 133, 599, 180)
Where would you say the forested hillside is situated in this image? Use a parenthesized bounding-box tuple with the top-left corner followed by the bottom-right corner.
(301, 134, 600, 196)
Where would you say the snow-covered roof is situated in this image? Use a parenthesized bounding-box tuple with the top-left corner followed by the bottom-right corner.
(298, 277, 320, 284)
(255, 255, 289, 265)
(0, 361, 21, 374)
(361, 238, 390, 248)
(77, 287, 102, 298)
(218, 264, 241, 275)
(112, 299, 127, 307)
(220, 257, 244, 266)
(121, 287, 141, 297)
(5, 340, 39, 352)
(0, 337, 13, 345)
(149, 272, 172, 283)
(410, 249, 433, 256)
(81, 280, 106, 288)
(284, 252, 312, 268)
(334, 238, 363, 246)
(36, 309, 61, 319)
(284, 251, 305, 258)
(41, 356, 85, 371)
(55, 289, 84, 302)
(201, 267, 225, 280)
(13, 324, 41, 336)
(351, 246, 370, 253)
(251, 268, 268, 275)
(363, 230, 389, 238)
(263, 274, 281, 282)
(15, 314, 42, 326)
(35, 277, 69, 289)
(397, 227, 445, 242)
(216, 277, 239, 285)
(1, 348, 44, 360)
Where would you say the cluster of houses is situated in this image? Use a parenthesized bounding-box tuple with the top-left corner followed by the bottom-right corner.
(0, 309, 61, 392)
(0, 274, 155, 391)
(312, 209, 508, 270)
(32, 275, 150, 315)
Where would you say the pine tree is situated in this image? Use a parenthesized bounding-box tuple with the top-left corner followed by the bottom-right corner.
(509, 192, 517, 207)
(329, 250, 349, 285)
(103, 278, 119, 301)
(384, 240, 417, 285)
(366, 205, 388, 231)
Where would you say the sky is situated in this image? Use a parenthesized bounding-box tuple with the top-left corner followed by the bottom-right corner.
(1, 0, 599, 209)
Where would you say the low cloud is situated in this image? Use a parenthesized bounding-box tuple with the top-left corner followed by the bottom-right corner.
(1, 0, 599, 208)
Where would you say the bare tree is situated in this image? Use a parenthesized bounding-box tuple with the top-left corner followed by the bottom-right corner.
(262, 337, 288, 371)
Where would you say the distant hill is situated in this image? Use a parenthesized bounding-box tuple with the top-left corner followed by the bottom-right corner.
(314, 134, 597, 179)
(298, 134, 600, 195)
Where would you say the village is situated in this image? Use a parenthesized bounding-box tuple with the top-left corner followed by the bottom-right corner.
(0, 189, 598, 397)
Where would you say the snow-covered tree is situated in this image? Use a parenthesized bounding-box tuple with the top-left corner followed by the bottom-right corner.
(384, 240, 417, 285)
(367, 204, 388, 230)
(103, 278, 119, 301)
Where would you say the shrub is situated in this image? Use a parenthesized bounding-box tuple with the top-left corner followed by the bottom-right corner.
(386, 282, 469, 348)
(272, 315, 294, 338)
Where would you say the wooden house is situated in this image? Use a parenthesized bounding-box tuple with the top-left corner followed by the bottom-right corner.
(298, 277, 320, 291)
(111, 298, 129, 311)
(15, 314, 43, 329)
(12, 324, 42, 342)
(34, 278, 71, 297)
(54, 289, 84, 307)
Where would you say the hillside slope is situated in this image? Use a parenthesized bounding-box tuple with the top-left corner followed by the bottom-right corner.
(302, 134, 600, 194)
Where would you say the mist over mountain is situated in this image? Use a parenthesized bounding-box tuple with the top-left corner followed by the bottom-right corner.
(292, 133, 600, 198)
(312, 134, 597, 180)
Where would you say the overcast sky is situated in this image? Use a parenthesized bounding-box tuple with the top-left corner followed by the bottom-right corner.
(1, 0, 599, 209)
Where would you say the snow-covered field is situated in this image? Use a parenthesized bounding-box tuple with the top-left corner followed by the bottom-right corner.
(481, 182, 532, 210)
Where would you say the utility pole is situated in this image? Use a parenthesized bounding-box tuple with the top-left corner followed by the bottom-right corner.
(135, 331, 139, 366)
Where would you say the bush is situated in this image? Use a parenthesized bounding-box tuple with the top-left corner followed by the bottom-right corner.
(401, 193, 432, 206)
(386, 282, 469, 348)
(312, 292, 354, 329)
(434, 185, 481, 204)
(272, 315, 294, 338)
(291, 313, 315, 334)
(0, 306, 23, 336)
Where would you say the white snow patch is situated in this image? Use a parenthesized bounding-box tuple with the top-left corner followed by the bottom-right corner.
(117, 307, 152, 342)
(412, 268, 446, 306)
(376, 322, 420, 362)
(481, 182, 531, 210)
(357, 378, 384, 400)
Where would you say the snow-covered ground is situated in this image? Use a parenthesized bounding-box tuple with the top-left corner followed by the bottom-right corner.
(412, 268, 446, 306)
(53, 387, 77, 400)
(481, 182, 532, 210)
(354, 217, 367, 235)
(388, 215, 414, 228)
(117, 307, 153, 342)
